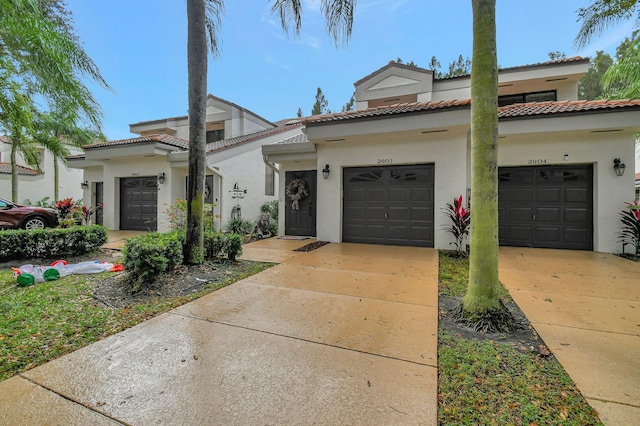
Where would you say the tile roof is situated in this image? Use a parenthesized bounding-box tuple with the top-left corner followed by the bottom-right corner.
(498, 99, 640, 119)
(303, 99, 640, 126)
(277, 133, 309, 145)
(83, 134, 190, 150)
(206, 122, 303, 153)
(636, 172, 640, 181)
(0, 162, 41, 176)
(130, 94, 275, 128)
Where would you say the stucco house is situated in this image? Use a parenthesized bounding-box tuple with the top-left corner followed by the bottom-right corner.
(263, 57, 640, 254)
(68, 95, 303, 231)
(0, 136, 84, 205)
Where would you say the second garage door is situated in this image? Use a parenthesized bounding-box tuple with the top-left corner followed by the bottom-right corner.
(498, 165, 593, 250)
(343, 164, 434, 247)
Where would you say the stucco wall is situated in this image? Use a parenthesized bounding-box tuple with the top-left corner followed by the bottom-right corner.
(497, 130, 636, 253)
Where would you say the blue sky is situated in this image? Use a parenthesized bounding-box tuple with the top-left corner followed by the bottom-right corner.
(65, 0, 634, 141)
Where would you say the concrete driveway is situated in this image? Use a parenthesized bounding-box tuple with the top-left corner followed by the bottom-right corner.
(500, 247, 640, 426)
(0, 239, 439, 425)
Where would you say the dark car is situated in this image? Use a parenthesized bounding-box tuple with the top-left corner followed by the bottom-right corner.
(0, 197, 59, 230)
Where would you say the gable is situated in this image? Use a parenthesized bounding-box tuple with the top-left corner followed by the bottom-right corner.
(367, 75, 423, 91)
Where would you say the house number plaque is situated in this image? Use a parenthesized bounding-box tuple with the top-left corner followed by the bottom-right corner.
(527, 159, 547, 165)
(377, 159, 393, 164)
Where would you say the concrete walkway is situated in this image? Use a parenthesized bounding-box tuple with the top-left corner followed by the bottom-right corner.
(0, 239, 439, 425)
(500, 247, 640, 426)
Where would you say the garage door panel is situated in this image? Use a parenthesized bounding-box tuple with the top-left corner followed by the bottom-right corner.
(343, 164, 434, 247)
(504, 188, 534, 202)
(536, 188, 561, 203)
(499, 165, 592, 250)
(535, 208, 561, 222)
(506, 207, 533, 221)
(564, 187, 589, 203)
(564, 208, 589, 224)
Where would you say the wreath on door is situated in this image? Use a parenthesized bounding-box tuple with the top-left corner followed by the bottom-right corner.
(286, 179, 309, 210)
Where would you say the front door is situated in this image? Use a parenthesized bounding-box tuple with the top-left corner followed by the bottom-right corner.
(95, 182, 103, 225)
(284, 170, 316, 236)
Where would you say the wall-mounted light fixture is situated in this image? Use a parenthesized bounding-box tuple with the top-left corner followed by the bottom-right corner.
(80, 180, 89, 189)
(613, 158, 626, 177)
(157, 172, 166, 184)
(322, 164, 330, 179)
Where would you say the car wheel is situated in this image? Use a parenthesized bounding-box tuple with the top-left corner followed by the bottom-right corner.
(23, 216, 47, 230)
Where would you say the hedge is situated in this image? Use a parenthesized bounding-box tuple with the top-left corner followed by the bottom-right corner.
(0, 225, 107, 261)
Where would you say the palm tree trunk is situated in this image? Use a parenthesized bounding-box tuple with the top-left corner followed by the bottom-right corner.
(54, 155, 59, 201)
(10, 141, 18, 202)
(463, 0, 501, 313)
(184, 0, 207, 265)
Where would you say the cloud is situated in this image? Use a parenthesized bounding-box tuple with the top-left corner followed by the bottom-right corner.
(579, 20, 636, 57)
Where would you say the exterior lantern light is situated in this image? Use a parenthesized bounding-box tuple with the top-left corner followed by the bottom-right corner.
(322, 164, 330, 179)
(613, 158, 626, 177)
(157, 172, 166, 184)
(80, 180, 89, 189)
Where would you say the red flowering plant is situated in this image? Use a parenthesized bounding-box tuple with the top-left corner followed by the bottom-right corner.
(442, 195, 471, 257)
(54, 197, 81, 219)
(619, 201, 640, 256)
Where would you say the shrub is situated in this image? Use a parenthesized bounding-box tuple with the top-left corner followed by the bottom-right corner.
(261, 200, 278, 221)
(619, 201, 640, 256)
(204, 231, 243, 261)
(55, 198, 81, 220)
(0, 225, 107, 261)
(225, 217, 253, 235)
(442, 195, 470, 257)
(165, 199, 218, 232)
(123, 232, 184, 292)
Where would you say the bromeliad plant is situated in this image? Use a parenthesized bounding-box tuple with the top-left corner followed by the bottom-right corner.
(619, 201, 640, 256)
(443, 195, 471, 257)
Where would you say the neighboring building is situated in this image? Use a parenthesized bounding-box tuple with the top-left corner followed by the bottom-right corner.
(0, 136, 84, 205)
(263, 58, 640, 254)
(68, 95, 304, 231)
(635, 172, 640, 202)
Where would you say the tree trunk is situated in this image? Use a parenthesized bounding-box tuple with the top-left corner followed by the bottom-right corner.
(54, 155, 59, 201)
(10, 141, 18, 202)
(463, 0, 501, 313)
(184, 0, 207, 265)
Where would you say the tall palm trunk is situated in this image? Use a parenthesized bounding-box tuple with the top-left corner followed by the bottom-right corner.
(463, 0, 501, 313)
(10, 141, 18, 202)
(54, 156, 59, 201)
(185, 0, 208, 264)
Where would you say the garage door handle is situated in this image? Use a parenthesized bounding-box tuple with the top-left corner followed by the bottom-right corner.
(532, 214, 536, 220)
(385, 213, 388, 219)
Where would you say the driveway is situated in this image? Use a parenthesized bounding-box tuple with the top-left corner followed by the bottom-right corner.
(500, 247, 640, 425)
(0, 239, 439, 425)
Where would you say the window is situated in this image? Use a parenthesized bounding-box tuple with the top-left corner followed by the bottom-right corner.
(498, 90, 556, 107)
(206, 129, 224, 143)
(265, 165, 275, 196)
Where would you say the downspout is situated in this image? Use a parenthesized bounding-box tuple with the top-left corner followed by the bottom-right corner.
(263, 153, 279, 174)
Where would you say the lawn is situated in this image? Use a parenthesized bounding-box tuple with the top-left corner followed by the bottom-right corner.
(438, 251, 603, 425)
(0, 260, 273, 382)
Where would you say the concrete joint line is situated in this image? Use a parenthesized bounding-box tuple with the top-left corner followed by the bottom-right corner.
(586, 396, 640, 409)
(530, 321, 640, 337)
(18, 374, 129, 426)
(246, 280, 437, 308)
(167, 311, 437, 368)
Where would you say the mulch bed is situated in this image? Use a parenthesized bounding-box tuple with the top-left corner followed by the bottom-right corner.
(293, 241, 330, 252)
(438, 295, 549, 355)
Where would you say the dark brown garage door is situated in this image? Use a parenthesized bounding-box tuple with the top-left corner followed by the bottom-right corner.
(343, 164, 434, 247)
(120, 177, 158, 231)
(498, 165, 593, 250)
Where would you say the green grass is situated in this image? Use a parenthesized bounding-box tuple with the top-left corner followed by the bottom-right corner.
(438, 251, 603, 425)
(438, 251, 510, 300)
(439, 331, 602, 425)
(0, 261, 273, 382)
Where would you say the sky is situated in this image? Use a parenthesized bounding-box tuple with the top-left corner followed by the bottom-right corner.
(64, 0, 635, 141)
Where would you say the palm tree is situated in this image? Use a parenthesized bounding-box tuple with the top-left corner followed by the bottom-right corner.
(462, 0, 502, 317)
(1, 0, 110, 201)
(576, 1, 640, 100)
(183, 0, 356, 264)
